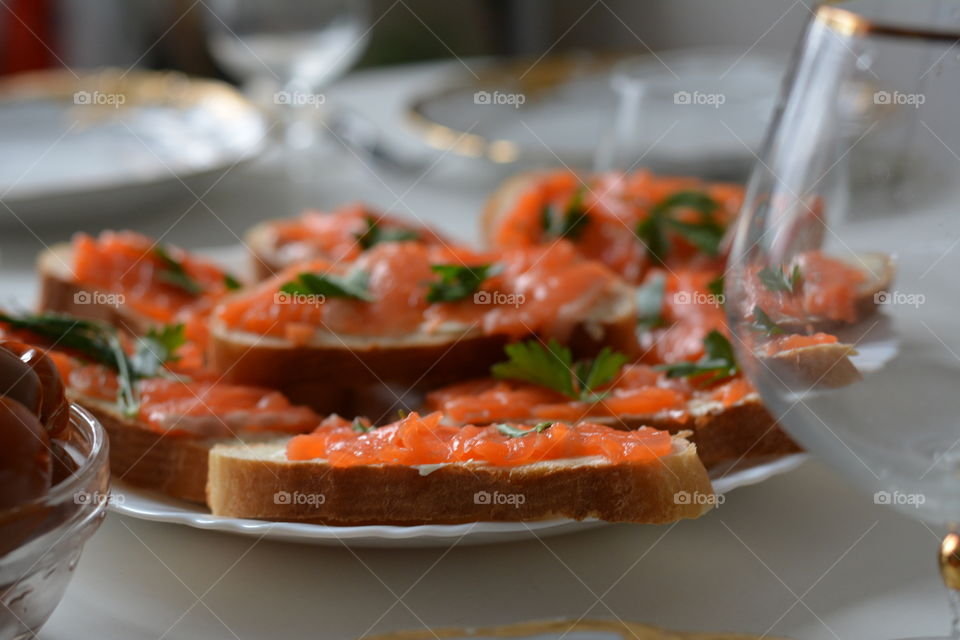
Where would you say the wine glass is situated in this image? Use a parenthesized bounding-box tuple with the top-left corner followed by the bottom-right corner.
(725, 1, 960, 637)
(204, 0, 371, 207)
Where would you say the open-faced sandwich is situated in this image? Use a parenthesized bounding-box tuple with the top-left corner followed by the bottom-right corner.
(206, 411, 713, 525)
(208, 240, 638, 413)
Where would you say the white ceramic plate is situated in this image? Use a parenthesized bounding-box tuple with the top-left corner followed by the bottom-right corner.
(109, 455, 806, 548)
(0, 69, 267, 224)
(406, 48, 786, 180)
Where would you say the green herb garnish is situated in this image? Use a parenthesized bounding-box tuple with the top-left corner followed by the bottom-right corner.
(750, 306, 785, 335)
(541, 188, 589, 240)
(636, 190, 724, 263)
(491, 339, 628, 403)
(154, 246, 203, 296)
(657, 330, 739, 384)
(223, 273, 242, 291)
(426, 263, 496, 303)
(352, 417, 376, 433)
(758, 264, 802, 294)
(496, 421, 553, 438)
(356, 216, 420, 250)
(707, 275, 725, 298)
(280, 270, 373, 302)
(0, 312, 183, 417)
(636, 272, 667, 330)
(129, 325, 186, 378)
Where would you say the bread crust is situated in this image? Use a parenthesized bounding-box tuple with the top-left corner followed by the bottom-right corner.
(209, 314, 639, 415)
(206, 439, 714, 525)
(244, 221, 281, 281)
(762, 343, 863, 389)
(76, 396, 213, 503)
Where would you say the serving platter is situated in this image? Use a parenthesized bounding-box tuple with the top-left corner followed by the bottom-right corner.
(109, 455, 807, 548)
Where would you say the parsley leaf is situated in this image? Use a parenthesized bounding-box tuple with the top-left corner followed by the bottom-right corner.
(657, 330, 739, 384)
(758, 264, 802, 294)
(356, 216, 420, 250)
(636, 190, 723, 262)
(130, 325, 186, 378)
(541, 188, 589, 240)
(667, 218, 724, 255)
(575, 347, 629, 402)
(0, 312, 182, 417)
(280, 270, 374, 302)
(708, 275, 725, 298)
(750, 305, 785, 335)
(351, 417, 376, 433)
(154, 246, 203, 296)
(636, 272, 667, 330)
(496, 421, 553, 438)
(492, 339, 577, 398)
(223, 273, 242, 291)
(426, 263, 496, 303)
(491, 339, 627, 402)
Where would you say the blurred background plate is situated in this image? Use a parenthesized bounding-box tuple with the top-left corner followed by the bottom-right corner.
(406, 49, 786, 180)
(0, 69, 268, 225)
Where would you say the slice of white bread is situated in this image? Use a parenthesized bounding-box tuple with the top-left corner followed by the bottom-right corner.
(72, 392, 224, 503)
(206, 434, 714, 525)
(69, 391, 310, 504)
(208, 282, 639, 414)
(38, 243, 156, 335)
(761, 342, 862, 390)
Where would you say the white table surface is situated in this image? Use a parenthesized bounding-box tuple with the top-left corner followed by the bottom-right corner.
(0, 61, 950, 639)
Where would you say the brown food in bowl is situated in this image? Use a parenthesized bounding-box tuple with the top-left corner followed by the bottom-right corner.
(0, 398, 52, 513)
(0, 341, 71, 437)
(0, 346, 43, 418)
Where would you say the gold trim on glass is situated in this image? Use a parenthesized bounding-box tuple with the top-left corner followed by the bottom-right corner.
(816, 3, 960, 42)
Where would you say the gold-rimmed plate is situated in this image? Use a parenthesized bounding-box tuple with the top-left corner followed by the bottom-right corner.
(0, 69, 268, 224)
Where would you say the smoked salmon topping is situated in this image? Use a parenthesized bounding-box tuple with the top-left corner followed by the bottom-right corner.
(640, 267, 728, 365)
(267, 204, 448, 264)
(285, 411, 674, 467)
(214, 241, 626, 343)
(72, 231, 235, 325)
(490, 169, 744, 283)
(425, 364, 691, 424)
(43, 348, 320, 438)
(764, 332, 838, 355)
(746, 252, 868, 325)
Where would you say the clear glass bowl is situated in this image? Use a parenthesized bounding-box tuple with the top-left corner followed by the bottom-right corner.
(0, 404, 109, 639)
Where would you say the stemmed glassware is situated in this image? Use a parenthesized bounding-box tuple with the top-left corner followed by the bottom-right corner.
(725, 1, 960, 637)
(204, 0, 371, 206)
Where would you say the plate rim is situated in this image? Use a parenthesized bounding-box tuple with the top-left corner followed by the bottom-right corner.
(0, 68, 268, 201)
(108, 454, 807, 546)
